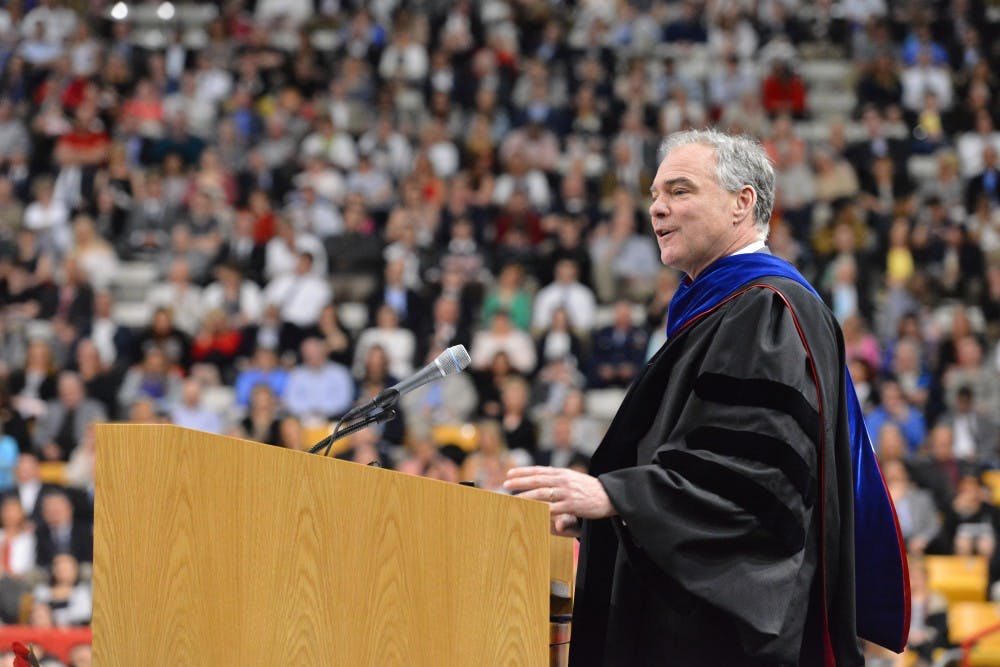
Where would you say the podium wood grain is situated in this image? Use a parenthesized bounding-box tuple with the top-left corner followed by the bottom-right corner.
(94, 424, 552, 665)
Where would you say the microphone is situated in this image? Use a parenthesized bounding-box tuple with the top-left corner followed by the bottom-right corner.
(342, 344, 471, 420)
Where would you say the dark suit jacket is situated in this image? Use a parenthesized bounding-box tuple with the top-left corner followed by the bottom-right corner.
(35, 519, 93, 567)
(214, 238, 267, 286)
(7, 484, 62, 523)
(845, 136, 910, 182)
(366, 287, 427, 335)
(6, 370, 58, 403)
(965, 169, 1000, 211)
(32, 399, 107, 461)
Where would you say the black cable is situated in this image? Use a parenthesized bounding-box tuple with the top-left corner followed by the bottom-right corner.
(307, 408, 397, 456)
(320, 414, 348, 458)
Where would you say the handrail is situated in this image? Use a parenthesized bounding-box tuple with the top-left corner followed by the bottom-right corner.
(961, 620, 1000, 667)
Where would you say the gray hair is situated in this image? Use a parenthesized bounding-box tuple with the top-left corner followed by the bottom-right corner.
(658, 129, 776, 238)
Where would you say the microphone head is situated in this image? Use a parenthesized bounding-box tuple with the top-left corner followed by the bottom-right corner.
(436, 345, 471, 376)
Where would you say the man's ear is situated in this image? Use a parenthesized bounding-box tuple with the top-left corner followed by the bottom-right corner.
(734, 185, 756, 224)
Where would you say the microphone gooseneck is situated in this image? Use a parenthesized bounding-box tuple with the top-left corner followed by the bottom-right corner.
(308, 345, 472, 457)
(342, 345, 471, 421)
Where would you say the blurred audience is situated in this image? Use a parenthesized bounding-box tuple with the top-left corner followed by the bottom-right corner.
(1, 1, 1000, 657)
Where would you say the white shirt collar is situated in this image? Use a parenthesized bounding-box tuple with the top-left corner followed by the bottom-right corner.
(730, 240, 767, 256)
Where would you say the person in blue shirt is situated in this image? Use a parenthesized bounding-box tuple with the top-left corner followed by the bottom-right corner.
(865, 378, 928, 455)
(233, 345, 288, 408)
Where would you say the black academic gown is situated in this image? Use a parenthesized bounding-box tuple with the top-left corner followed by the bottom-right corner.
(571, 276, 862, 667)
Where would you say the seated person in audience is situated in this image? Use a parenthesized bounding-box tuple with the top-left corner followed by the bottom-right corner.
(531, 355, 587, 426)
(32, 372, 107, 462)
(470, 310, 537, 376)
(213, 209, 266, 286)
(365, 258, 427, 335)
(899, 557, 948, 667)
(943, 386, 1000, 465)
(264, 250, 332, 355)
(531, 258, 597, 336)
(283, 337, 354, 422)
(536, 414, 591, 470)
(168, 378, 224, 434)
(7, 338, 58, 420)
(127, 397, 164, 425)
(0, 381, 31, 454)
(397, 433, 461, 483)
(415, 293, 471, 368)
(31, 552, 92, 626)
(324, 194, 383, 298)
(132, 307, 191, 370)
(941, 474, 1000, 572)
(400, 345, 478, 437)
(72, 338, 121, 421)
(874, 422, 908, 466)
(81, 291, 132, 371)
(315, 302, 353, 368)
(587, 199, 661, 302)
(67, 644, 92, 667)
(943, 335, 1000, 423)
(34, 491, 92, 569)
(233, 345, 288, 410)
(481, 262, 533, 332)
(277, 415, 306, 451)
(200, 261, 264, 336)
(910, 422, 978, 512)
(461, 420, 517, 493)
(147, 257, 204, 337)
(28, 600, 56, 629)
(9, 453, 63, 523)
(587, 300, 648, 388)
(473, 351, 521, 419)
(47, 257, 97, 342)
(889, 337, 931, 411)
(0, 494, 36, 624)
(239, 384, 283, 446)
(351, 378, 407, 446)
(189, 308, 244, 384)
(65, 425, 96, 500)
(117, 346, 183, 416)
(335, 423, 393, 469)
(883, 459, 939, 555)
(0, 494, 36, 579)
(864, 378, 927, 455)
(353, 344, 399, 394)
(535, 307, 584, 370)
(352, 305, 415, 381)
(498, 375, 538, 460)
(559, 388, 606, 457)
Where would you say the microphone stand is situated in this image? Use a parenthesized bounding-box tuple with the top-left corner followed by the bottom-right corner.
(307, 408, 397, 456)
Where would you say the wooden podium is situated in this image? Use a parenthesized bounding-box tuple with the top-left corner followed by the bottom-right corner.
(93, 424, 574, 665)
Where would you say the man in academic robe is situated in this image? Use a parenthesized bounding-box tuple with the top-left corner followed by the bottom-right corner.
(506, 130, 908, 666)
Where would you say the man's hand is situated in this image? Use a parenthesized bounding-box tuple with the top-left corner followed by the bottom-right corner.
(504, 466, 616, 532)
(551, 513, 582, 539)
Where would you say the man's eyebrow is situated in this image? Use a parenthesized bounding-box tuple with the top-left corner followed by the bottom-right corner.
(650, 177, 697, 195)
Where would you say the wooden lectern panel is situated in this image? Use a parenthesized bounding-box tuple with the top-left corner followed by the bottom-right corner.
(94, 424, 552, 665)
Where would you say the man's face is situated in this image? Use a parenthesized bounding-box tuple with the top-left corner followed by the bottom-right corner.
(58, 376, 83, 408)
(649, 143, 745, 279)
(15, 455, 39, 483)
(42, 495, 72, 526)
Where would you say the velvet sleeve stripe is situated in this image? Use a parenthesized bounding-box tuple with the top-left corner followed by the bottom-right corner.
(657, 449, 806, 554)
(693, 373, 821, 447)
(684, 426, 817, 507)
